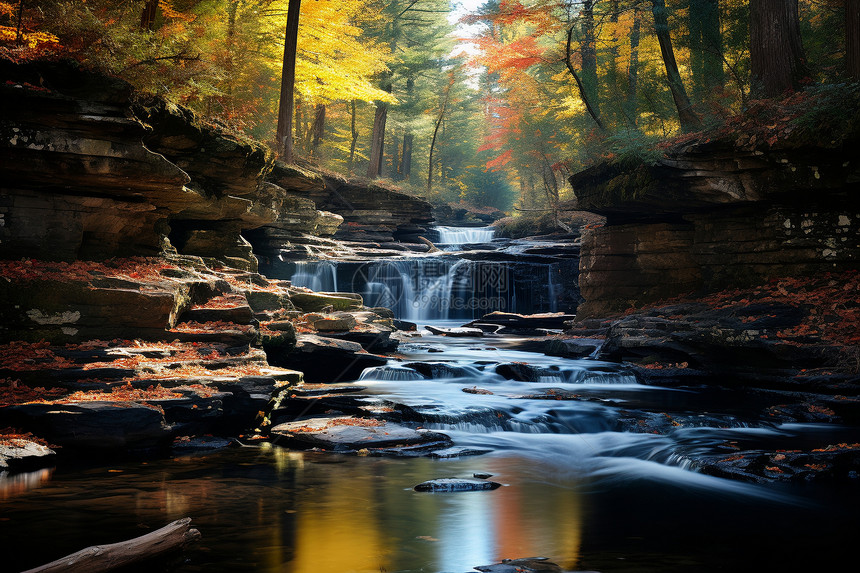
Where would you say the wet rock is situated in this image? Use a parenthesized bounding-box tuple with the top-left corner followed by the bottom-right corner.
(473, 472, 493, 478)
(147, 387, 231, 434)
(697, 444, 860, 483)
(180, 301, 254, 325)
(424, 325, 484, 337)
(288, 290, 363, 312)
(466, 312, 577, 331)
(271, 416, 450, 452)
(323, 326, 399, 353)
(0, 438, 56, 471)
(313, 315, 357, 331)
(393, 319, 418, 331)
(268, 334, 387, 383)
(0, 277, 193, 343)
(1, 402, 171, 451)
(413, 477, 502, 492)
(244, 290, 293, 313)
(404, 362, 478, 379)
(544, 338, 603, 358)
(462, 387, 494, 395)
(427, 447, 493, 459)
(495, 363, 564, 382)
(171, 435, 235, 455)
(472, 557, 568, 573)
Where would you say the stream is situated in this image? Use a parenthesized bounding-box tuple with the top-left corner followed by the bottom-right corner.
(2, 228, 859, 572)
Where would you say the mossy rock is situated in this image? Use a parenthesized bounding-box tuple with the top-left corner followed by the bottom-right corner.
(288, 290, 363, 312)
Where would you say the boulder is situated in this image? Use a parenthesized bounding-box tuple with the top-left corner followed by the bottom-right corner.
(288, 290, 363, 312)
(1, 402, 172, 451)
(0, 437, 56, 471)
(544, 338, 603, 358)
(313, 315, 357, 332)
(268, 334, 386, 383)
(495, 363, 563, 383)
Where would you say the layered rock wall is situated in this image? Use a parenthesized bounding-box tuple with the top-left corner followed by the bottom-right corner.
(1, 60, 430, 270)
(572, 139, 860, 318)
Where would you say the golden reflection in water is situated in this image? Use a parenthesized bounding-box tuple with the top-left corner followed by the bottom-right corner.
(487, 458, 583, 570)
(279, 455, 583, 572)
(288, 464, 390, 573)
(0, 467, 53, 499)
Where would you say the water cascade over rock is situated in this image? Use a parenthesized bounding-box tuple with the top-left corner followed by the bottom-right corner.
(267, 228, 581, 321)
(432, 225, 497, 250)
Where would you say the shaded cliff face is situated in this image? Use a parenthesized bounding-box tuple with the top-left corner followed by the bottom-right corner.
(571, 132, 860, 319)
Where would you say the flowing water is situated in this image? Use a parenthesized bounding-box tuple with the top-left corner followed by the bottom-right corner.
(2, 229, 858, 572)
(433, 226, 497, 251)
(286, 227, 564, 321)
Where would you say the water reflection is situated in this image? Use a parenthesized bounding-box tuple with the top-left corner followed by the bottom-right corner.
(0, 448, 589, 572)
(0, 467, 53, 499)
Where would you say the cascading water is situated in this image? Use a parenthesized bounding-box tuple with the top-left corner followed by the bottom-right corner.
(289, 260, 338, 292)
(285, 256, 561, 321)
(433, 225, 496, 250)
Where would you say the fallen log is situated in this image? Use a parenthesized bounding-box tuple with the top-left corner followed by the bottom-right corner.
(22, 517, 201, 573)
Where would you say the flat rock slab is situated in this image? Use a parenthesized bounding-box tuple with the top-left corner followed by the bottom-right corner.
(271, 416, 449, 451)
(425, 325, 484, 337)
(413, 477, 502, 492)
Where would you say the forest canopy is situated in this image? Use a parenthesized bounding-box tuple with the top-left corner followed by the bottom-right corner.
(2, 0, 858, 213)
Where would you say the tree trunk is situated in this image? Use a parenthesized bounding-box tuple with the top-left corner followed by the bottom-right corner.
(15, 0, 26, 44)
(347, 100, 359, 174)
(366, 71, 392, 179)
(401, 132, 413, 180)
(651, 0, 701, 131)
(427, 75, 454, 194)
(625, 7, 641, 126)
(275, 0, 302, 162)
(22, 518, 200, 573)
(847, 0, 860, 79)
(366, 102, 388, 179)
(310, 104, 325, 159)
(400, 76, 415, 180)
(566, 26, 605, 130)
(580, 0, 600, 118)
(689, 0, 724, 101)
(749, 0, 808, 98)
(390, 138, 400, 178)
(140, 0, 158, 31)
(224, 1, 239, 100)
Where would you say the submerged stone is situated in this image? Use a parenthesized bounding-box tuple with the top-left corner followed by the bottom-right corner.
(413, 477, 502, 492)
(472, 557, 568, 572)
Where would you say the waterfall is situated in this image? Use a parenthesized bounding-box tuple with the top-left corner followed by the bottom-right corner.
(287, 257, 562, 322)
(353, 258, 475, 321)
(290, 261, 338, 292)
(434, 226, 496, 250)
